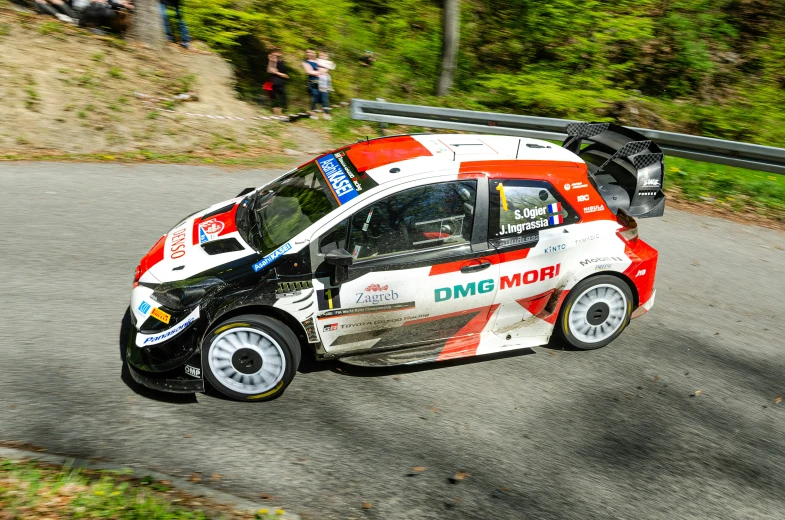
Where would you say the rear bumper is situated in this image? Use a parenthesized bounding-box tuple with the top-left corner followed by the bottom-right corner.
(631, 289, 655, 319)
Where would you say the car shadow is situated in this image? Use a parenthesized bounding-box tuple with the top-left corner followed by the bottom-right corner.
(326, 347, 536, 378)
(118, 307, 197, 404)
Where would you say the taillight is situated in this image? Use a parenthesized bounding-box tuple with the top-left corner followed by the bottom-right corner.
(616, 210, 639, 244)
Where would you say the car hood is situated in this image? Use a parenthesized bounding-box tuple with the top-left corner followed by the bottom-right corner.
(138, 197, 255, 284)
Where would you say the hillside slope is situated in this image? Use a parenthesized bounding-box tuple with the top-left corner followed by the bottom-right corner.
(0, 5, 329, 158)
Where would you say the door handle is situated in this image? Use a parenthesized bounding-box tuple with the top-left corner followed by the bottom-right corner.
(460, 261, 491, 274)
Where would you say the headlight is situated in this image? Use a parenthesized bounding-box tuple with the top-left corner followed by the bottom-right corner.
(150, 277, 225, 311)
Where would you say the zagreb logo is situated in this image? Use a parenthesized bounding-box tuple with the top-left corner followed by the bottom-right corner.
(200, 219, 224, 235)
(365, 284, 388, 292)
(356, 288, 399, 305)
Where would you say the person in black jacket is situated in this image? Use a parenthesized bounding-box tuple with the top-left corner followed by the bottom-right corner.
(266, 47, 289, 116)
(160, 0, 189, 49)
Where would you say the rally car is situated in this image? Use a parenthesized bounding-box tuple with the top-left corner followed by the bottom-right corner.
(127, 123, 664, 401)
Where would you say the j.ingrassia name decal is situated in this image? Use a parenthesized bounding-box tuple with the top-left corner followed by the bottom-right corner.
(252, 242, 293, 272)
(500, 219, 550, 235)
(317, 153, 359, 205)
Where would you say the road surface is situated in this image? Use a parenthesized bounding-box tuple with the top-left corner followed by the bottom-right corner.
(1, 162, 784, 519)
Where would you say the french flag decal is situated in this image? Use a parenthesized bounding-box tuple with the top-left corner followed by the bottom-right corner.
(549, 214, 564, 225)
(547, 202, 562, 213)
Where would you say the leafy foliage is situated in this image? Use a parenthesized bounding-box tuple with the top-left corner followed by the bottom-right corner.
(182, 0, 785, 146)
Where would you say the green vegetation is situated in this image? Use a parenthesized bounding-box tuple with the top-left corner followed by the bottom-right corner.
(183, 0, 785, 147)
(0, 459, 280, 519)
(665, 157, 785, 218)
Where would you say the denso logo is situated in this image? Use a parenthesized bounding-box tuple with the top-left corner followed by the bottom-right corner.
(580, 256, 623, 267)
(577, 194, 590, 202)
(356, 289, 398, 304)
(435, 280, 494, 302)
(170, 227, 187, 259)
(544, 244, 566, 254)
(500, 264, 561, 290)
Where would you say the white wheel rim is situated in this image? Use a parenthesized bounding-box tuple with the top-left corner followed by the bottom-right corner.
(567, 284, 628, 344)
(207, 327, 286, 395)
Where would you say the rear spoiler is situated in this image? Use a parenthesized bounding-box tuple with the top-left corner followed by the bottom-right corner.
(562, 123, 665, 218)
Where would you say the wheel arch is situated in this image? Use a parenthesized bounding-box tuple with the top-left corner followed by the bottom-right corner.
(581, 270, 639, 309)
(210, 304, 312, 354)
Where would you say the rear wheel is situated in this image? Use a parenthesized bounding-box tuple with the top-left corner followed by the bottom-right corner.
(202, 315, 300, 401)
(556, 275, 633, 350)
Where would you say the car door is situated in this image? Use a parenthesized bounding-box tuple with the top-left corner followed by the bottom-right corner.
(309, 177, 500, 357)
(487, 179, 580, 343)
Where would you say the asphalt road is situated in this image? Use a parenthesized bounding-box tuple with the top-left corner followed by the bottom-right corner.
(1, 162, 784, 520)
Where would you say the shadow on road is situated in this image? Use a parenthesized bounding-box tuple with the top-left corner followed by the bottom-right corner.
(118, 307, 197, 404)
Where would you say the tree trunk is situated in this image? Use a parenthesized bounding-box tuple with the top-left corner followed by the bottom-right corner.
(437, 0, 460, 96)
(129, 0, 166, 49)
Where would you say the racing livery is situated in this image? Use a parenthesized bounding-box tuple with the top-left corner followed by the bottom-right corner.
(127, 123, 664, 401)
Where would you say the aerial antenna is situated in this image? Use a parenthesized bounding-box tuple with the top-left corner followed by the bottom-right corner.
(515, 139, 521, 159)
(366, 136, 370, 145)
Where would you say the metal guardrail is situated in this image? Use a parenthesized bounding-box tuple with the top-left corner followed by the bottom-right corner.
(351, 99, 785, 175)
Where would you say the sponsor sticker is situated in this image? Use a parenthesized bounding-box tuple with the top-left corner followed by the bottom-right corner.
(579, 256, 624, 267)
(184, 365, 201, 378)
(137, 307, 200, 347)
(583, 205, 605, 214)
(577, 194, 590, 202)
(499, 264, 561, 291)
(199, 219, 224, 243)
(638, 191, 657, 196)
(563, 182, 589, 191)
(316, 153, 360, 205)
(323, 323, 339, 332)
(636, 269, 647, 277)
(494, 234, 539, 248)
(356, 288, 398, 305)
(170, 226, 187, 259)
(365, 284, 388, 292)
(643, 179, 660, 187)
(544, 244, 566, 254)
(138, 301, 151, 314)
(317, 288, 342, 310)
(252, 242, 293, 272)
(575, 233, 600, 245)
(318, 301, 415, 318)
(594, 264, 612, 271)
(151, 307, 171, 324)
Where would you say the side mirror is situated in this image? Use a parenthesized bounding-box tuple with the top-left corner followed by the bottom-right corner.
(325, 248, 353, 285)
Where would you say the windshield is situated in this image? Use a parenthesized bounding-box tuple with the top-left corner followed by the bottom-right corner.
(236, 153, 376, 255)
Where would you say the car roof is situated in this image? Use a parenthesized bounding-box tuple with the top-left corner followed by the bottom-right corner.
(341, 134, 587, 185)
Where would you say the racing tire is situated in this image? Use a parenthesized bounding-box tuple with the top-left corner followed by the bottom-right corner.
(202, 314, 301, 402)
(555, 275, 633, 350)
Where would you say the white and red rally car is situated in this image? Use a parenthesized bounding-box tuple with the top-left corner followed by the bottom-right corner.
(127, 123, 663, 401)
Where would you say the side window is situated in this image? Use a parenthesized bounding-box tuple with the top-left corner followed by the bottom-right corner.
(488, 180, 578, 245)
(318, 219, 348, 254)
(348, 181, 476, 260)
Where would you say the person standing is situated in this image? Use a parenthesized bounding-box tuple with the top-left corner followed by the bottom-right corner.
(267, 47, 289, 116)
(160, 0, 190, 49)
(302, 49, 321, 119)
(317, 64, 333, 119)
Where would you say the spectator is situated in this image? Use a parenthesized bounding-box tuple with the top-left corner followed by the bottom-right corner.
(317, 63, 333, 120)
(316, 50, 336, 72)
(78, 0, 133, 34)
(267, 47, 289, 116)
(160, 0, 189, 49)
(34, 0, 79, 23)
(301, 49, 321, 119)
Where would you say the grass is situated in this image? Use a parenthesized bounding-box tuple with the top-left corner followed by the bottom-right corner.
(665, 156, 785, 219)
(0, 459, 281, 519)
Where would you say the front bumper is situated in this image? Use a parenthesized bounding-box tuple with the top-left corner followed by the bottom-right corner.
(127, 363, 204, 393)
(126, 313, 205, 394)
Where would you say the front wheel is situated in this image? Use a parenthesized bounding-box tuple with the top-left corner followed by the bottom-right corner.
(202, 315, 301, 402)
(556, 275, 633, 350)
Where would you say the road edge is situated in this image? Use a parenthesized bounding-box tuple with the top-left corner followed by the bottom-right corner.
(0, 446, 300, 519)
